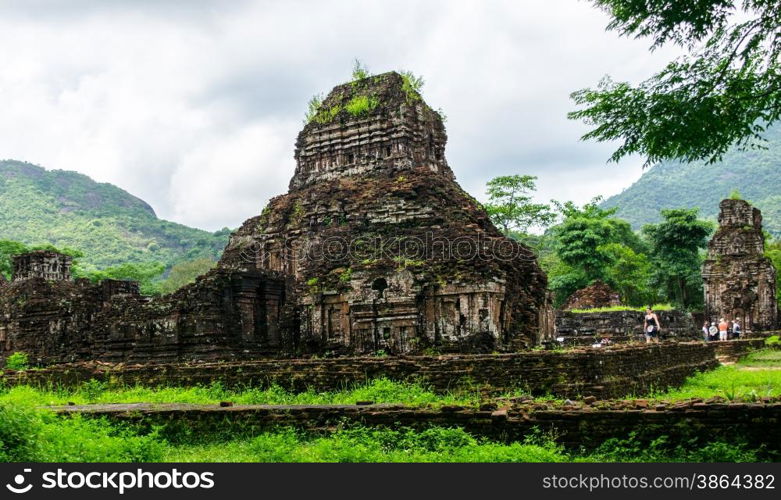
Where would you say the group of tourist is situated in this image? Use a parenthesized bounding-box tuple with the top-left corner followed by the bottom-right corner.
(702, 318, 741, 341)
(643, 308, 744, 343)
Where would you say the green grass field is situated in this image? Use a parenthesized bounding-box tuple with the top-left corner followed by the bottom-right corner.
(652, 349, 781, 401)
(1, 348, 778, 463)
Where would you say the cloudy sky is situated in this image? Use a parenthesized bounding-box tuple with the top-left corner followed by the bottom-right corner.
(0, 0, 680, 231)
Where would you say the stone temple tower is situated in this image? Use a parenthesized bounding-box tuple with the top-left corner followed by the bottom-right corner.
(12, 251, 73, 282)
(220, 71, 552, 354)
(702, 199, 777, 332)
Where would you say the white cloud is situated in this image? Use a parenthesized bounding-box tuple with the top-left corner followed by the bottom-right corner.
(0, 0, 681, 230)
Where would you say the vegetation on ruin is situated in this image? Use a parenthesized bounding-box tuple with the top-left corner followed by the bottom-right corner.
(571, 0, 781, 167)
(303, 93, 324, 124)
(4, 352, 28, 371)
(569, 304, 673, 314)
(400, 70, 424, 102)
(351, 59, 371, 82)
(345, 95, 379, 116)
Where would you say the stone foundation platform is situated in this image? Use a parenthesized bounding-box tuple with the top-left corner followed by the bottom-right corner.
(4, 340, 767, 398)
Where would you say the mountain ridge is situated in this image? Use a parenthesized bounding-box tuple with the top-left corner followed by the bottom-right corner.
(601, 125, 781, 234)
(0, 159, 229, 271)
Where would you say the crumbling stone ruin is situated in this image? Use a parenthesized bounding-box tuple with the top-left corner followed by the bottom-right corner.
(0, 71, 552, 365)
(221, 72, 552, 354)
(12, 251, 72, 281)
(702, 199, 777, 331)
(562, 281, 621, 311)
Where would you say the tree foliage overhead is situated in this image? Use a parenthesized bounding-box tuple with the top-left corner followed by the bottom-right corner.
(570, 0, 781, 166)
(484, 175, 556, 234)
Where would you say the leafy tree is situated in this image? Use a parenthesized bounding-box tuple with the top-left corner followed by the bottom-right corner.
(0, 240, 29, 279)
(548, 197, 651, 304)
(551, 197, 631, 281)
(643, 208, 714, 309)
(764, 238, 781, 307)
(484, 175, 556, 234)
(570, 0, 781, 165)
(159, 258, 216, 295)
(599, 242, 658, 306)
(80, 262, 166, 295)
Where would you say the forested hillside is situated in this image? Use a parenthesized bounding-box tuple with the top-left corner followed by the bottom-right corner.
(602, 125, 781, 234)
(0, 160, 230, 272)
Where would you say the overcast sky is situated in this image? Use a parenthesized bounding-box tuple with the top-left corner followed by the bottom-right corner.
(0, 0, 680, 231)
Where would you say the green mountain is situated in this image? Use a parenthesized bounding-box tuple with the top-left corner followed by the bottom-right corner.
(0, 159, 230, 272)
(602, 125, 781, 235)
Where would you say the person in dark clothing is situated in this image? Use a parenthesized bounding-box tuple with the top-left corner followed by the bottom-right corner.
(643, 307, 661, 344)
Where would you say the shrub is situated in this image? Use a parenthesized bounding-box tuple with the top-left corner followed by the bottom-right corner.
(5, 352, 29, 371)
(0, 404, 41, 461)
(351, 59, 371, 81)
(345, 95, 378, 116)
(400, 71, 424, 101)
(304, 93, 324, 124)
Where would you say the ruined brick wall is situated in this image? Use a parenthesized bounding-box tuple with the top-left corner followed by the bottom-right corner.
(0, 263, 293, 365)
(221, 72, 551, 354)
(562, 281, 621, 310)
(702, 199, 777, 331)
(4, 342, 721, 399)
(12, 251, 72, 281)
(555, 310, 697, 344)
(0, 73, 552, 363)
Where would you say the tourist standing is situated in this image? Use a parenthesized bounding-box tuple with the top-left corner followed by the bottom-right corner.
(644, 308, 661, 344)
(702, 321, 709, 341)
(708, 322, 718, 341)
(733, 320, 742, 339)
(718, 318, 729, 341)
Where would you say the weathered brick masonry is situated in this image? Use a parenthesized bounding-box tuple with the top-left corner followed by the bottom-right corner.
(4, 341, 751, 398)
(0, 72, 553, 364)
(555, 310, 697, 344)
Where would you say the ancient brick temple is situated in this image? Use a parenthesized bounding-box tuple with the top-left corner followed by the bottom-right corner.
(0, 71, 551, 366)
(702, 199, 777, 331)
(220, 72, 552, 354)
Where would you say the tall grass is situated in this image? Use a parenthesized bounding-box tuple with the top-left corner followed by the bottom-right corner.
(570, 304, 673, 314)
(650, 350, 781, 401)
(0, 378, 479, 408)
(0, 405, 762, 463)
(0, 403, 163, 462)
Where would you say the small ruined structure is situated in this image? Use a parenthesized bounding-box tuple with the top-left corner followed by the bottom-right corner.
(702, 199, 777, 331)
(12, 251, 72, 281)
(562, 281, 622, 311)
(0, 71, 551, 365)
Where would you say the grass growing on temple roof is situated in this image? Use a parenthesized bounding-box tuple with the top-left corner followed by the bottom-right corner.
(0, 378, 480, 408)
(345, 95, 379, 116)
